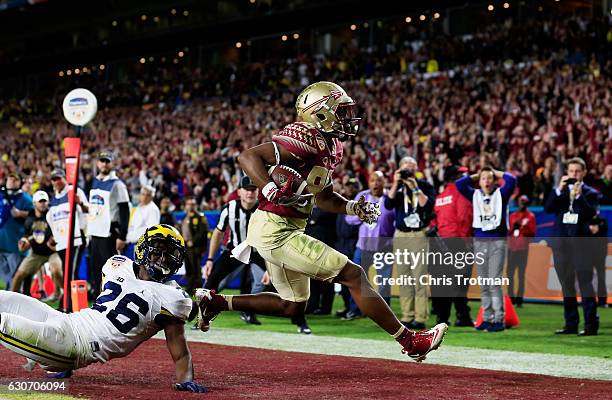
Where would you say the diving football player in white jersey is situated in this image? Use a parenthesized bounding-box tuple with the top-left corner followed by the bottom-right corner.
(0, 224, 207, 393)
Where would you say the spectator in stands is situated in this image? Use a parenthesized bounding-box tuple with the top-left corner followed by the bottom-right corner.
(0, 173, 33, 290)
(87, 150, 130, 297)
(181, 196, 209, 295)
(385, 158, 435, 329)
(545, 157, 600, 336)
(126, 185, 161, 258)
(507, 195, 537, 307)
(457, 167, 517, 332)
(429, 165, 474, 327)
(159, 196, 177, 227)
(11, 191, 62, 301)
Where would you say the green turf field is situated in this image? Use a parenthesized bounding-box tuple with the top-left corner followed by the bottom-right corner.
(206, 291, 612, 359)
(2, 280, 610, 359)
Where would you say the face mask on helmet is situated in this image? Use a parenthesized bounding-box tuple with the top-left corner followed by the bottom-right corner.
(143, 237, 184, 282)
(332, 103, 360, 141)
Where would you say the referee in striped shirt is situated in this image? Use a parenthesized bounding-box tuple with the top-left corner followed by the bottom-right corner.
(203, 176, 266, 325)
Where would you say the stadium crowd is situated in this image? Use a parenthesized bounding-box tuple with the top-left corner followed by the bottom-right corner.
(0, 13, 610, 333)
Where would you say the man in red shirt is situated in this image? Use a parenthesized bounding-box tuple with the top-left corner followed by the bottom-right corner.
(430, 166, 474, 327)
(507, 195, 536, 306)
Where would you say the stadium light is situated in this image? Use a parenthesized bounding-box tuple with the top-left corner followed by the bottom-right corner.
(153, 16, 160, 23)
(173, 58, 179, 64)
(249, 0, 256, 3)
(235, 42, 242, 48)
(111, 20, 117, 27)
(148, 57, 154, 62)
(419, 14, 426, 21)
(281, 35, 288, 41)
(488, 4, 494, 11)
(293, 33, 300, 39)
(74, 68, 80, 74)
(99, 64, 105, 70)
(183, 10, 189, 16)
(82, 67, 88, 73)
(59, 71, 64, 77)
(350, 24, 357, 31)
(405, 17, 412, 23)
(178, 51, 185, 57)
(503, 2, 510, 8)
(139, 58, 145, 64)
(141, 14, 147, 21)
(171, 9, 177, 15)
(363, 22, 369, 28)
(66, 70, 72, 76)
(434, 12, 440, 19)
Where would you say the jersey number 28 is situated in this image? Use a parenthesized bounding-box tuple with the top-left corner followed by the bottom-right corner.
(92, 281, 150, 334)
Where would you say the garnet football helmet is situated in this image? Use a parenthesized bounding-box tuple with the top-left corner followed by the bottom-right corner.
(295, 81, 360, 141)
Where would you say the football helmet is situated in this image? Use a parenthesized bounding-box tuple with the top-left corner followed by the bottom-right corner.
(295, 81, 360, 141)
(134, 224, 186, 282)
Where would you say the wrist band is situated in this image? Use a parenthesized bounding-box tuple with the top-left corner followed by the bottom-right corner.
(262, 182, 278, 200)
(346, 200, 357, 215)
(207, 258, 213, 262)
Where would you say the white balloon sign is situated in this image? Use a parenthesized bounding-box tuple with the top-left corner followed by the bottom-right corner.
(62, 88, 97, 126)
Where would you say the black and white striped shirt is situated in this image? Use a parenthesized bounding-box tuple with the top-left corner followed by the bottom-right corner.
(216, 200, 257, 249)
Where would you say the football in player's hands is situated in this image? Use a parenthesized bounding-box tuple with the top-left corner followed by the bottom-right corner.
(265, 165, 312, 206)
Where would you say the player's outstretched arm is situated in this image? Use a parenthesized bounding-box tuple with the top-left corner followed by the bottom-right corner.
(316, 185, 381, 224)
(164, 319, 207, 393)
(315, 184, 350, 214)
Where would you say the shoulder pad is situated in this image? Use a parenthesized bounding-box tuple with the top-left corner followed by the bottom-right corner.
(272, 122, 320, 158)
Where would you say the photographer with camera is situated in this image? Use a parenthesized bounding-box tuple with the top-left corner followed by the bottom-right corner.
(545, 157, 600, 336)
(385, 157, 435, 329)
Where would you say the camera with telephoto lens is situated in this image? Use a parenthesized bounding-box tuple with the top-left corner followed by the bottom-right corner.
(400, 170, 414, 180)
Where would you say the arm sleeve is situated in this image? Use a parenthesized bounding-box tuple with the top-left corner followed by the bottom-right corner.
(420, 182, 436, 213)
(117, 202, 130, 240)
(384, 192, 401, 209)
(77, 188, 89, 207)
(573, 190, 599, 220)
(500, 172, 517, 200)
(215, 205, 229, 231)
(544, 189, 565, 213)
(455, 176, 474, 201)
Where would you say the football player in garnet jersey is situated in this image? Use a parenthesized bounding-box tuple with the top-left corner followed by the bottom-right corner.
(198, 81, 447, 361)
(0, 225, 207, 393)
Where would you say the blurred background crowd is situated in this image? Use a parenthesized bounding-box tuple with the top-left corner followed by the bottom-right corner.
(0, 0, 610, 332)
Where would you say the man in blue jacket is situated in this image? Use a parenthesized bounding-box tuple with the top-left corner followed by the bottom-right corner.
(544, 157, 600, 336)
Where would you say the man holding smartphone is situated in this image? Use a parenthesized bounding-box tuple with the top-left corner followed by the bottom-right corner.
(545, 157, 601, 336)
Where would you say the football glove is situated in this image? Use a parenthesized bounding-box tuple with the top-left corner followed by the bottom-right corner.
(262, 180, 313, 207)
(346, 195, 381, 225)
(174, 381, 208, 393)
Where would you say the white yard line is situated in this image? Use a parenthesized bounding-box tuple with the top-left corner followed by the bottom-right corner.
(154, 328, 612, 381)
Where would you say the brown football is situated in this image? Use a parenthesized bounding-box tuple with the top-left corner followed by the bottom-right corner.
(268, 165, 309, 196)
